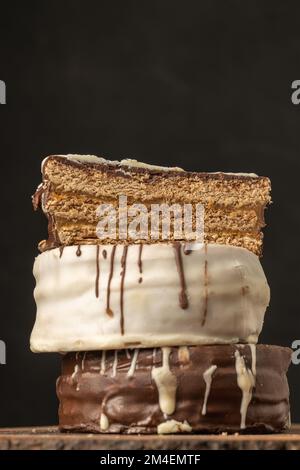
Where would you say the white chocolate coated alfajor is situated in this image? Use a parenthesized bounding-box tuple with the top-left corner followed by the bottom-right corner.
(30, 243, 270, 352)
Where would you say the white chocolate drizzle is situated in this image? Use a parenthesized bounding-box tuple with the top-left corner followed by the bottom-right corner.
(71, 364, 79, 382)
(178, 346, 190, 364)
(126, 349, 131, 359)
(151, 347, 177, 416)
(127, 349, 139, 377)
(99, 413, 109, 431)
(157, 419, 192, 434)
(235, 348, 255, 429)
(249, 344, 256, 378)
(152, 348, 157, 364)
(287, 411, 291, 428)
(201, 365, 217, 415)
(71, 364, 80, 391)
(81, 352, 86, 371)
(55, 154, 184, 172)
(100, 350, 106, 375)
(111, 350, 118, 378)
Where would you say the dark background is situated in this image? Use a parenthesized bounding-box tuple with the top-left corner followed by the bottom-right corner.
(0, 0, 299, 426)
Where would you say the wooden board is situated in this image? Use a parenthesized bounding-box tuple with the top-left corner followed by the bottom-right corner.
(0, 425, 299, 450)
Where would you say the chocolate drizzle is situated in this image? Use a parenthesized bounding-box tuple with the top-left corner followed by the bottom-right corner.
(102, 249, 107, 259)
(138, 244, 143, 274)
(95, 245, 100, 298)
(37, 178, 61, 252)
(59, 246, 65, 258)
(41, 213, 61, 252)
(173, 242, 188, 309)
(183, 244, 192, 255)
(106, 246, 116, 317)
(201, 244, 209, 326)
(32, 184, 44, 211)
(76, 245, 82, 257)
(120, 246, 128, 335)
(137, 244, 143, 283)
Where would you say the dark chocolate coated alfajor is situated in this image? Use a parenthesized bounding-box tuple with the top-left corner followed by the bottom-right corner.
(57, 344, 291, 434)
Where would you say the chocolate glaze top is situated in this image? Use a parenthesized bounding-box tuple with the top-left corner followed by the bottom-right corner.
(42, 155, 266, 181)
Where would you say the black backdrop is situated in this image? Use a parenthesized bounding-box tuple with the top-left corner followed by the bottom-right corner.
(0, 0, 299, 426)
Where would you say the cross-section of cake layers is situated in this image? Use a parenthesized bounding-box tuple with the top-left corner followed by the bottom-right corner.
(30, 243, 270, 352)
(33, 155, 271, 256)
(57, 345, 291, 434)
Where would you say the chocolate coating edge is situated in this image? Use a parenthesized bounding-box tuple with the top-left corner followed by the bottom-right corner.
(57, 345, 291, 434)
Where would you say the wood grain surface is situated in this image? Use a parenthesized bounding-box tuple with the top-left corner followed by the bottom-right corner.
(0, 425, 299, 450)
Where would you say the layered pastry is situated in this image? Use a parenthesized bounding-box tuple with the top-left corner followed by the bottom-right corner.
(31, 154, 291, 434)
(33, 155, 271, 255)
